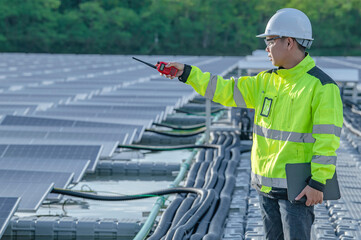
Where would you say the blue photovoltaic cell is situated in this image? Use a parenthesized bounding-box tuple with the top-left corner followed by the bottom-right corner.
(0, 126, 137, 145)
(0, 182, 54, 212)
(0, 169, 74, 202)
(0, 129, 127, 146)
(1, 115, 144, 129)
(0, 140, 112, 160)
(0, 169, 74, 200)
(0, 158, 90, 183)
(0, 197, 20, 238)
(0, 145, 8, 157)
(0, 115, 144, 143)
(1, 144, 101, 172)
(0, 115, 74, 127)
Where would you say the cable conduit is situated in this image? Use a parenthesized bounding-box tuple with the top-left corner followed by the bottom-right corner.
(164, 190, 216, 240)
(204, 148, 240, 239)
(176, 133, 236, 239)
(148, 131, 253, 239)
(155, 134, 221, 239)
(133, 135, 208, 240)
(134, 111, 226, 240)
(191, 134, 236, 238)
(165, 132, 231, 239)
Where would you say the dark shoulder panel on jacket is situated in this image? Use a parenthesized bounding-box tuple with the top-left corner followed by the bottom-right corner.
(307, 66, 337, 86)
(265, 68, 278, 74)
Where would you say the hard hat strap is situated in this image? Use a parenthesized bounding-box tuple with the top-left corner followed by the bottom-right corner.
(295, 38, 313, 49)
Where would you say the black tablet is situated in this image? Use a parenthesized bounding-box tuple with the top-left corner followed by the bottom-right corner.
(286, 163, 341, 203)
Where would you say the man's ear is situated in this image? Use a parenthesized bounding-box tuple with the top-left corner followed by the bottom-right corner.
(287, 37, 294, 50)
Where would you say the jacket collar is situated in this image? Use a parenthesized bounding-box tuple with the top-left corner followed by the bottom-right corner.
(275, 53, 315, 79)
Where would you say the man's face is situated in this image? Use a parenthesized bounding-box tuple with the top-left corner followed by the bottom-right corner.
(265, 35, 287, 67)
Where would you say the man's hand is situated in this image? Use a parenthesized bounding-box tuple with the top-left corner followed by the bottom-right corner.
(295, 185, 323, 206)
(160, 62, 184, 79)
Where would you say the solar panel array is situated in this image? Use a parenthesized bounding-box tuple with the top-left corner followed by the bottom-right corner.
(0, 53, 240, 237)
(1, 52, 359, 238)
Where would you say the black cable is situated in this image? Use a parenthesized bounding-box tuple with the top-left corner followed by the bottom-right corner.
(175, 108, 224, 115)
(153, 122, 206, 130)
(145, 127, 205, 137)
(118, 144, 219, 151)
(51, 187, 206, 201)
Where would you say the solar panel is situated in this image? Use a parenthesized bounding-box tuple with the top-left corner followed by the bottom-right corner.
(0, 139, 114, 158)
(0, 126, 137, 144)
(0, 130, 47, 138)
(36, 108, 164, 119)
(0, 158, 90, 183)
(86, 97, 181, 105)
(56, 103, 169, 112)
(0, 116, 145, 142)
(32, 113, 154, 127)
(24, 140, 115, 158)
(1, 115, 75, 127)
(0, 169, 74, 200)
(0, 181, 54, 212)
(0, 197, 20, 238)
(46, 131, 127, 142)
(2, 144, 101, 172)
(0, 145, 9, 157)
(0, 129, 128, 143)
(0, 95, 71, 102)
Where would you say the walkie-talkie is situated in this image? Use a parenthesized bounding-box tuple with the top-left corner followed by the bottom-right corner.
(132, 57, 178, 76)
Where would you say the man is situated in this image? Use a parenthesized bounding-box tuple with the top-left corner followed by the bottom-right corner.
(161, 8, 343, 240)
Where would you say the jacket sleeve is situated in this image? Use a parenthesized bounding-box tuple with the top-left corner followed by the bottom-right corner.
(183, 65, 259, 108)
(309, 83, 343, 191)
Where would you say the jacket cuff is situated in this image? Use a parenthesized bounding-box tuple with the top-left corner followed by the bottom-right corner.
(308, 178, 325, 192)
(178, 64, 192, 83)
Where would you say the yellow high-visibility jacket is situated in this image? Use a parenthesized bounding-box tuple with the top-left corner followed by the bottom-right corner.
(180, 54, 343, 193)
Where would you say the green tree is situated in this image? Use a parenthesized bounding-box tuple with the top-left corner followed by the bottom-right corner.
(286, 0, 361, 55)
(0, 0, 359, 55)
(0, 0, 60, 52)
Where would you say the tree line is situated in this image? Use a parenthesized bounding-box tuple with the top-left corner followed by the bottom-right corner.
(0, 0, 360, 56)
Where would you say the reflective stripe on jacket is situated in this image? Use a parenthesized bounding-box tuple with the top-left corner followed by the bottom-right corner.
(184, 54, 343, 192)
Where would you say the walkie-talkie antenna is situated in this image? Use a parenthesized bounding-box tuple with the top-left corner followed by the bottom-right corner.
(132, 57, 157, 69)
(132, 57, 178, 77)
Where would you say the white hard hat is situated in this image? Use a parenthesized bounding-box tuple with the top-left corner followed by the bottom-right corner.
(256, 8, 313, 48)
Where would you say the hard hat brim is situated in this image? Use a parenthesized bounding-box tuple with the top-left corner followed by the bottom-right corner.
(256, 33, 269, 38)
